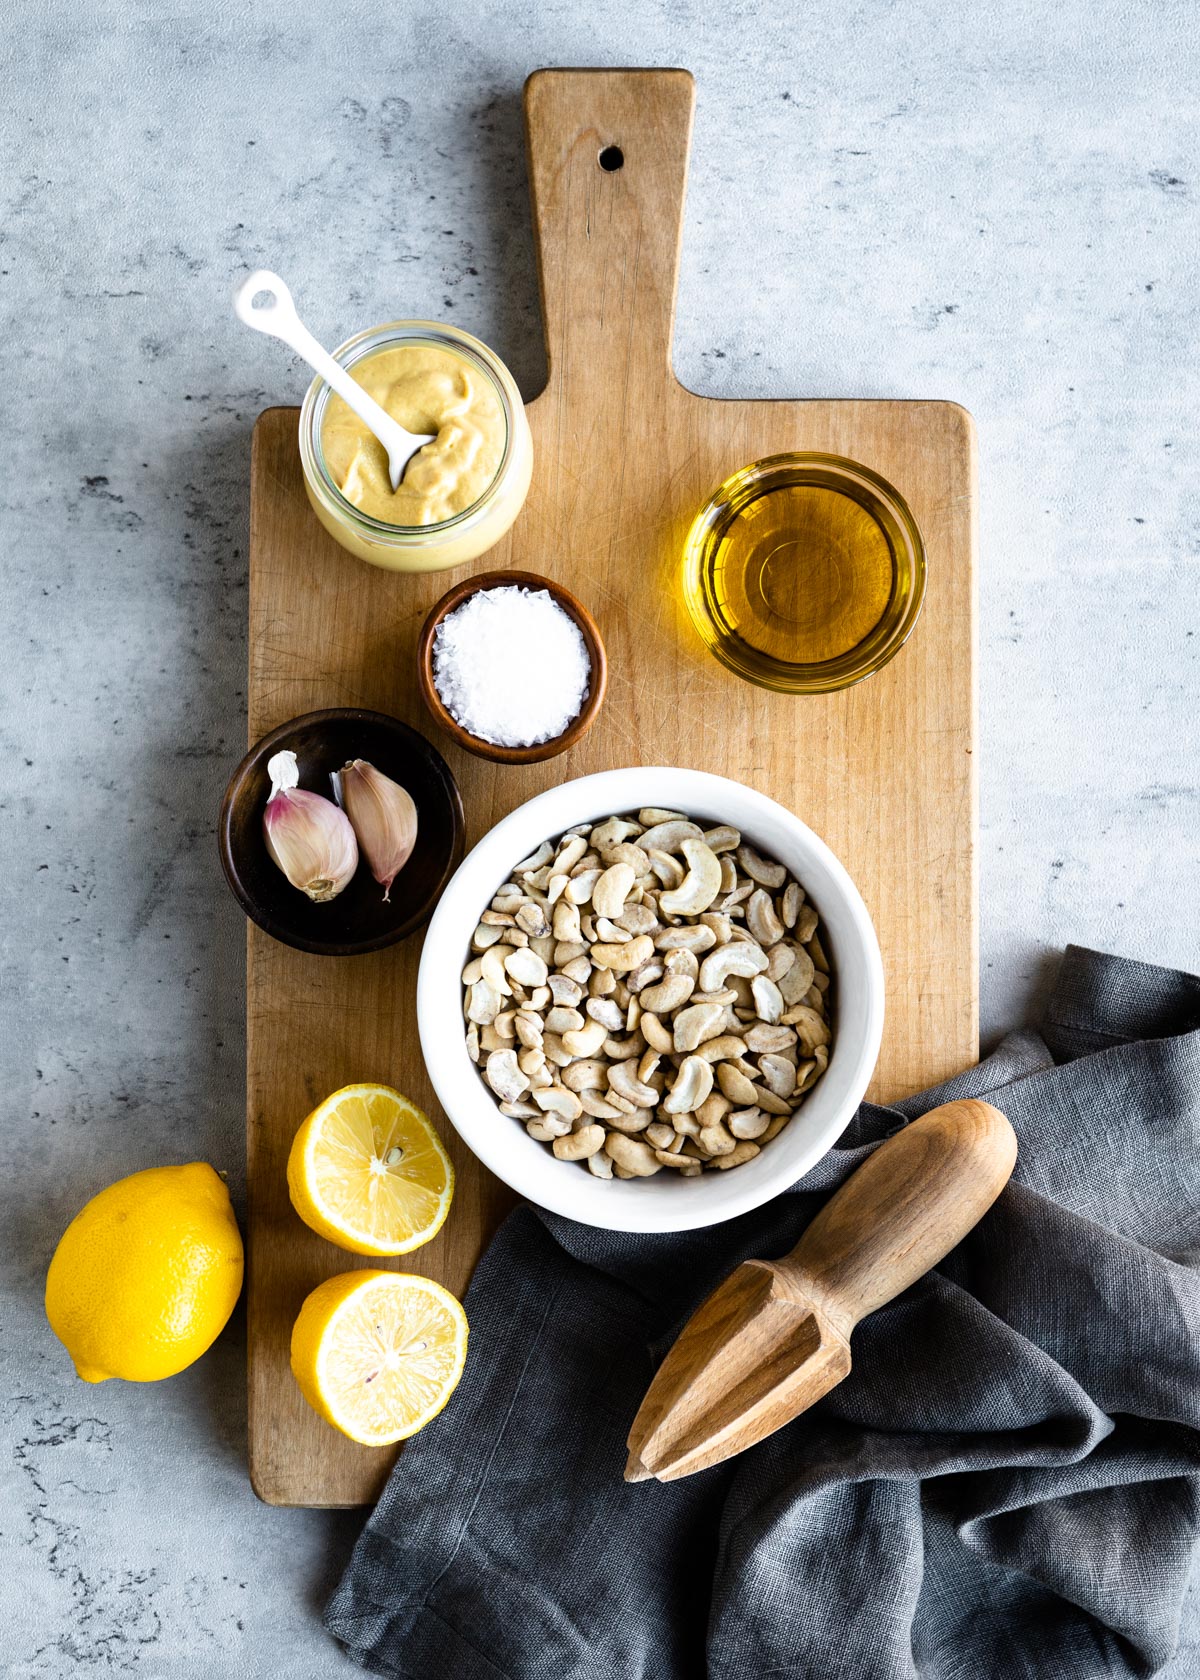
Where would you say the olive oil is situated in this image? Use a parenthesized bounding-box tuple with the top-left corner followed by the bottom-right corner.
(681, 454, 926, 694)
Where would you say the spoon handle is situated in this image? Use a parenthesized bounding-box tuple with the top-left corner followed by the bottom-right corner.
(232, 270, 413, 457)
(784, 1099, 1017, 1337)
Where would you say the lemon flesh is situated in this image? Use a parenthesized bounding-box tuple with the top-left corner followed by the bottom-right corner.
(45, 1162, 243, 1384)
(290, 1270, 468, 1445)
(287, 1083, 454, 1258)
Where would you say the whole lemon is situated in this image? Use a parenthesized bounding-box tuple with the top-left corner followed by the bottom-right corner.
(45, 1162, 244, 1383)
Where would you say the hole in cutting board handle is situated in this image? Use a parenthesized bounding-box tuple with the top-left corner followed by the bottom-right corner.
(598, 145, 624, 172)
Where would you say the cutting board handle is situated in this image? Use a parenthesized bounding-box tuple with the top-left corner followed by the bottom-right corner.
(524, 68, 695, 390)
(784, 1100, 1018, 1337)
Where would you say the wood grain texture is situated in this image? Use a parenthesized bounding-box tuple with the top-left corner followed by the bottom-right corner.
(246, 68, 977, 1506)
(627, 1101, 1015, 1480)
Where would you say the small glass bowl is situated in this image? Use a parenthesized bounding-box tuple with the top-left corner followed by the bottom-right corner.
(298, 320, 533, 574)
(680, 453, 926, 694)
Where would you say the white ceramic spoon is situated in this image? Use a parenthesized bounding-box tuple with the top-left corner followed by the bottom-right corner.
(233, 270, 435, 489)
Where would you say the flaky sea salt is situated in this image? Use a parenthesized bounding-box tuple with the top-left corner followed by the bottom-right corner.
(431, 585, 592, 748)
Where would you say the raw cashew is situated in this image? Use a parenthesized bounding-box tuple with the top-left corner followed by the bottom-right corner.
(605, 1107, 652, 1133)
(735, 844, 786, 888)
(467, 979, 503, 1025)
(579, 1091, 626, 1120)
(699, 911, 733, 945)
(553, 1124, 606, 1161)
(562, 1058, 608, 1092)
(672, 1002, 726, 1053)
(694, 1034, 753, 1064)
(796, 905, 820, 944)
(695, 1091, 732, 1129)
(626, 960, 665, 995)
(607, 1058, 660, 1108)
(751, 974, 784, 1024)
(485, 1050, 530, 1103)
(566, 869, 601, 905)
(585, 997, 626, 1032)
(639, 972, 695, 1015)
(637, 1049, 661, 1087)
(663, 1055, 714, 1115)
(647, 849, 685, 890)
(533, 1085, 583, 1120)
(744, 1023, 798, 1055)
(698, 1121, 737, 1157)
(653, 924, 717, 954)
(505, 947, 549, 989)
(640, 1011, 675, 1054)
(604, 1134, 661, 1176)
(638, 819, 703, 853)
(554, 833, 589, 874)
(717, 1060, 760, 1106)
(499, 1098, 539, 1119)
(552, 899, 582, 943)
(480, 946, 513, 996)
(515, 901, 551, 938)
(662, 955, 697, 994)
(699, 941, 769, 992)
(759, 1054, 797, 1099)
(714, 1140, 761, 1169)
(526, 1118, 568, 1142)
(779, 947, 816, 1004)
(591, 934, 655, 973)
(592, 862, 636, 920)
(654, 1151, 702, 1175)
(782, 881, 803, 927)
(562, 1019, 608, 1058)
(592, 816, 642, 851)
(659, 839, 723, 916)
(746, 889, 785, 948)
(728, 1106, 770, 1140)
(786, 1005, 831, 1053)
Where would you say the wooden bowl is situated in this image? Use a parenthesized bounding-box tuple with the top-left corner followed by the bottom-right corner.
(219, 708, 464, 956)
(416, 569, 607, 764)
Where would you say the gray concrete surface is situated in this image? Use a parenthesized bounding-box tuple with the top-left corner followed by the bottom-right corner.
(2, 1, 1197, 1673)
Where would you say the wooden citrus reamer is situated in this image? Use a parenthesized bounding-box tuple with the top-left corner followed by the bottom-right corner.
(626, 1099, 1017, 1481)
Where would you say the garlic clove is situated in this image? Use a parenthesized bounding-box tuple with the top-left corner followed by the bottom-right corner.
(263, 750, 358, 903)
(331, 758, 418, 902)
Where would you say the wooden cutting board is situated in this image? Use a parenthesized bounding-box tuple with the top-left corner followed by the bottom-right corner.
(245, 68, 976, 1507)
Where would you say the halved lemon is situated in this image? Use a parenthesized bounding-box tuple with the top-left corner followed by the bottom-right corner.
(287, 1084, 454, 1257)
(290, 1269, 469, 1445)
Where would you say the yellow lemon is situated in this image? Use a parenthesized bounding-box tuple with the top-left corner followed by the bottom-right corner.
(45, 1162, 243, 1383)
(290, 1269, 468, 1445)
(286, 1083, 454, 1258)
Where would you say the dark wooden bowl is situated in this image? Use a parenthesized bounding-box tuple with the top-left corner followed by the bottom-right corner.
(415, 569, 608, 764)
(219, 708, 464, 956)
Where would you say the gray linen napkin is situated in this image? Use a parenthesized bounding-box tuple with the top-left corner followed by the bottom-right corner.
(325, 946, 1200, 1679)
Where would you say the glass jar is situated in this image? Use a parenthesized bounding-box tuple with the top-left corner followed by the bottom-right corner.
(681, 452, 926, 694)
(298, 321, 533, 573)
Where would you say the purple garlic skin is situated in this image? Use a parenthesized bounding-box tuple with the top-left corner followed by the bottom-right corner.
(333, 759, 418, 902)
(263, 750, 358, 903)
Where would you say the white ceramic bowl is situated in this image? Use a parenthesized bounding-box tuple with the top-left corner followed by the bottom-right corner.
(417, 768, 884, 1233)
